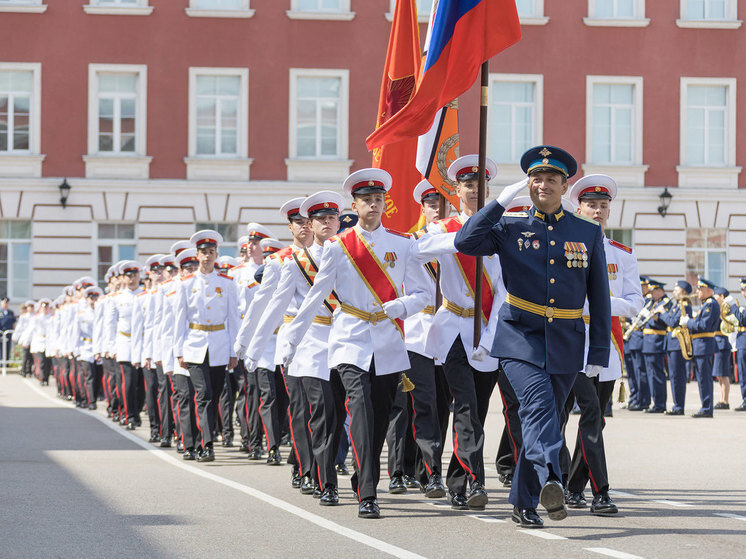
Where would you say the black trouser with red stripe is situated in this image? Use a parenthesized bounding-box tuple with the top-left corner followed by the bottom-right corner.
(219, 369, 238, 440)
(338, 361, 399, 501)
(174, 373, 198, 449)
(76, 360, 94, 406)
(281, 368, 313, 476)
(75, 360, 87, 405)
(561, 373, 615, 495)
(302, 370, 346, 490)
(103, 357, 119, 414)
(386, 386, 417, 479)
(442, 336, 497, 495)
(119, 361, 140, 423)
(21, 346, 33, 377)
(35, 353, 52, 384)
(494, 367, 523, 478)
(186, 356, 226, 448)
(143, 367, 160, 434)
(256, 366, 281, 450)
(155, 364, 174, 440)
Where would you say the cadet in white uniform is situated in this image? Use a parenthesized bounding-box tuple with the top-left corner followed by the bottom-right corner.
(73, 286, 103, 409)
(174, 231, 240, 462)
(280, 169, 430, 519)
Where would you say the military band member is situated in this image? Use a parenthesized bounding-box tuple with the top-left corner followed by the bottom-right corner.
(641, 279, 670, 414)
(712, 287, 733, 409)
(455, 145, 611, 528)
(682, 277, 720, 418)
(563, 174, 643, 515)
(627, 278, 653, 411)
(731, 279, 746, 411)
(661, 281, 694, 414)
(280, 168, 430, 519)
(174, 230, 240, 462)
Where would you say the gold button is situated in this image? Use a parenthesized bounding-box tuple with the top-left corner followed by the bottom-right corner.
(207, 320, 211, 323)
(549, 298, 555, 304)
(549, 259, 555, 265)
(207, 306, 210, 310)
(550, 278, 555, 284)
(550, 240, 556, 246)
(548, 317, 554, 323)
(548, 226, 554, 231)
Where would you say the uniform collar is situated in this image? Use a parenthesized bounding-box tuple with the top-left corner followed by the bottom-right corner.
(354, 223, 384, 241)
(531, 206, 565, 223)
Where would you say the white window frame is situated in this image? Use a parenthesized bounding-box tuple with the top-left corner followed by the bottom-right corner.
(94, 223, 137, 285)
(584, 0, 650, 27)
(685, 228, 728, 288)
(83, 0, 153, 16)
(185, 67, 252, 181)
(677, 77, 741, 188)
(185, 0, 255, 18)
(677, 0, 742, 29)
(488, 74, 543, 179)
(0, 219, 32, 302)
(286, 68, 352, 182)
(385, 0, 435, 23)
(0, 0, 47, 14)
(515, 0, 549, 25)
(289, 0, 354, 21)
(0, 62, 44, 178)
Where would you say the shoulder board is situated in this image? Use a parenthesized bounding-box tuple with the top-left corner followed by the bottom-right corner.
(608, 239, 633, 253)
(572, 213, 600, 226)
(218, 273, 234, 280)
(247, 281, 258, 289)
(166, 290, 177, 297)
(77, 311, 85, 315)
(136, 292, 147, 298)
(232, 263, 245, 269)
(441, 216, 461, 226)
(161, 278, 173, 285)
(384, 228, 411, 239)
(503, 211, 528, 217)
(181, 273, 194, 280)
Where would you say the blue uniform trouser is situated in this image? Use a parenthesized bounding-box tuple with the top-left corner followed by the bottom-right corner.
(693, 355, 714, 414)
(667, 350, 687, 412)
(502, 358, 576, 509)
(631, 349, 650, 407)
(643, 352, 667, 410)
(738, 350, 746, 402)
(623, 351, 637, 406)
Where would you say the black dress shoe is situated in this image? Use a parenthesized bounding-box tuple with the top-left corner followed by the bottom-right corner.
(424, 473, 446, 499)
(149, 433, 160, 443)
(266, 447, 281, 465)
(134, 416, 142, 427)
(644, 407, 665, 414)
(565, 491, 587, 508)
(502, 473, 513, 487)
(300, 475, 315, 495)
(626, 404, 643, 411)
(239, 439, 250, 453)
(665, 409, 684, 415)
(197, 445, 215, 462)
(88, 403, 97, 410)
(590, 491, 618, 515)
(735, 403, 746, 411)
(511, 507, 543, 528)
(388, 472, 407, 494)
(160, 438, 172, 448)
(335, 463, 349, 476)
(291, 469, 302, 489)
(467, 482, 488, 510)
(183, 448, 197, 461)
(403, 474, 421, 490)
(320, 485, 339, 506)
(176, 440, 185, 453)
(449, 491, 469, 510)
(222, 436, 234, 447)
(692, 411, 713, 418)
(714, 402, 730, 410)
(539, 479, 567, 521)
(312, 483, 322, 499)
(358, 498, 380, 519)
(248, 449, 263, 460)
(126, 420, 136, 431)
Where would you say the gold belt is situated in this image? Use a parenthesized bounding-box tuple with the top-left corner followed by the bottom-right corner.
(283, 315, 296, 324)
(506, 293, 583, 320)
(313, 315, 333, 326)
(82, 337, 92, 343)
(188, 323, 225, 332)
(421, 305, 435, 315)
(716, 331, 729, 337)
(691, 332, 716, 339)
(119, 331, 131, 337)
(442, 298, 475, 318)
(739, 327, 746, 332)
(340, 302, 387, 324)
(643, 328, 667, 336)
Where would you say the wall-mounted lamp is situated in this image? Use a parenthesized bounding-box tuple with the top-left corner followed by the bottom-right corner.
(59, 178, 71, 209)
(657, 187, 672, 218)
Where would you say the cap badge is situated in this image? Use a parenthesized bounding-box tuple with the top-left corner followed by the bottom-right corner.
(472, 166, 479, 173)
(368, 180, 375, 186)
(595, 186, 601, 192)
(539, 148, 552, 157)
(542, 158, 549, 165)
(324, 202, 329, 208)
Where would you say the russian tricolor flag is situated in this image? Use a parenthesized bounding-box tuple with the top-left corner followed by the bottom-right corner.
(366, 0, 521, 150)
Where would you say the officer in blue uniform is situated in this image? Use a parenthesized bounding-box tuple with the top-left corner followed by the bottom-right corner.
(712, 287, 733, 409)
(732, 278, 746, 411)
(660, 280, 693, 414)
(626, 277, 652, 411)
(640, 280, 670, 413)
(454, 145, 611, 528)
(682, 276, 720, 418)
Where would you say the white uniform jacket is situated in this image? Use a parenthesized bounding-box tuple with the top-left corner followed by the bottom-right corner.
(403, 233, 438, 359)
(72, 305, 95, 363)
(174, 270, 240, 367)
(159, 278, 182, 375)
(282, 224, 430, 376)
(12, 313, 28, 344)
(105, 287, 143, 363)
(411, 214, 506, 372)
(92, 298, 106, 358)
(30, 314, 50, 354)
(130, 290, 151, 366)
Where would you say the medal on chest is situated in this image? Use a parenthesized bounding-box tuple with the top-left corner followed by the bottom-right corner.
(517, 231, 536, 252)
(384, 252, 397, 269)
(607, 263, 618, 281)
(564, 242, 588, 268)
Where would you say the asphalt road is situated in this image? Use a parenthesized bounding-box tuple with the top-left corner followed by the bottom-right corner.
(1, 373, 745, 559)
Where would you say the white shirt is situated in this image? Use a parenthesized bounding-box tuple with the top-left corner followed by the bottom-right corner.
(72, 304, 95, 363)
(105, 286, 143, 363)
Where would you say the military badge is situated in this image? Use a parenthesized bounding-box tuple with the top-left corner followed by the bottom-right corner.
(532, 240, 540, 250)
(607, 263, 618, 281)
(215, 286, 223, 297)
(384, 252, 397, 268)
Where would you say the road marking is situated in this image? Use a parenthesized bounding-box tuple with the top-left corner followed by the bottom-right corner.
(609, 490, 637, 498)
(714, 513, 746, 521)
(651, 499, 694, 508)
(421, 500, 451, 509)
(518, 529, 567, 540)
(469, 514, 506, 523)
(24, 380, 428, 559)
(584, 547, 645, 559)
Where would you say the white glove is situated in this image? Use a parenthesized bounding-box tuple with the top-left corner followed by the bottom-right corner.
(724, 295, 737, 307)
(471, 346, 489, 362)
(244, 358, 257, 372)
(234, 343, 247, 360)
(383, 300, 406, 320)
(497, 177, 529, 208)
(281, 343, 297, 368)
(584, 364, 602, 378)
(679, 316, 689, 327)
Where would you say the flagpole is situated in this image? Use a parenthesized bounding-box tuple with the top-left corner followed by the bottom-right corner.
(473, 61, 489, 349)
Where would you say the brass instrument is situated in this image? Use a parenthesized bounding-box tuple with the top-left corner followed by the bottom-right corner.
(720, 302, 739, 335)
(671, 300, 693, 361)
(623, 305, 651, 341)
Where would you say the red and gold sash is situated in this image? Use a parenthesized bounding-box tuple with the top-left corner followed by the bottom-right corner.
(293, 247, 339, 315)
(611, 316, 624, 365)
(335, 228, 404, 337)
(271, 246, 294, 262)
(440, 216, 494, 323)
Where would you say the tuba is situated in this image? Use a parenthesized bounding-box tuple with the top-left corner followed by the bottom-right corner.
(671, 300, 693, 361)
(720, 302, 739, 335)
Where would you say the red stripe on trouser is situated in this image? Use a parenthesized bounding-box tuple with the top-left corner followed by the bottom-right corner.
(192, 392, 204, 450)
(344, 397, 361, 501)
(306, 401, 322, 491)
(409, 391, 432, 476)
(452, 425, 476, 483)
(258, 397, 270, 447)
(120, 365, 129, 419)
(577, 425, 600, 493)
(281, 369, 304, 473)
(84, 364, 92, 405)
(499, 389, 518, 463)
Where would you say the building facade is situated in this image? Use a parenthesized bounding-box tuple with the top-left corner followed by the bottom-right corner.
(0, 0, 745, 301)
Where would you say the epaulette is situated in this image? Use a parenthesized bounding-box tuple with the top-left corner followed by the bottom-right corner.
(218, 273, 234, 280)
(384, 228, 412, 239)
(166, 290, 177, 297)
(161, 278, 173, 285)
(503, 211, 528, 217)
(181, 273, 194, 280)
(572, 213, 600, 226)
(608, 239, 632, 253)
(247, 281, 258, 289)
(232, 263, 245, 269)
(136, 291, 147, 298)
